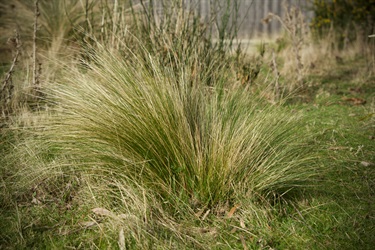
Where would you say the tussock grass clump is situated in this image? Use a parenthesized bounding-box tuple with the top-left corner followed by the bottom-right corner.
(31, 42, 320, 211)
(4, 41, 325, 248)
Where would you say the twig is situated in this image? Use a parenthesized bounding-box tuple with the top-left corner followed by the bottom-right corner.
(1, 29, 21, 117)
(1, 33, 20, 92)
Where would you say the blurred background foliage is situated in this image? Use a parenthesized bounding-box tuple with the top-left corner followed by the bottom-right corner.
(311, 0, 375, 46)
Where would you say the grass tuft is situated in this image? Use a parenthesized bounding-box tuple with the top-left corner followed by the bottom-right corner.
(28, 42, 322, 212)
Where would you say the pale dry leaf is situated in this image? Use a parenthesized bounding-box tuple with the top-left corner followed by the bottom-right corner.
(31, 197, 42, 205)
(92, 207, 112, 216)
(360, 161, 373, 167)
(79, 221, 97, 228)
(240, 218, 246, 229)
(227, 204, 240, 218)
(118, 228, 125, 250)
(118, 214, 133, 219)
(201, 209, 210, 221)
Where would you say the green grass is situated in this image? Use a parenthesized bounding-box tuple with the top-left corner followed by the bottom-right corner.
(1, 1, 374, 249)
(1, 45, 374, 249)
(0, 42, 323, 247)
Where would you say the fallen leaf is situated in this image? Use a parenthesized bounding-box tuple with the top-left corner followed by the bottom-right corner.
(118, 214, 127, 219)
(360, 161, 373, 167)
(227, 204, 240, 218)
(92, 207, 112, 216)
(31, 197, 42, 205)
(240, 218, 246, 229)
(342, 97, 366, 105)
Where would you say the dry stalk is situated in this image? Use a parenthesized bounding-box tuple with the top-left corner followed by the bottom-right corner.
(111, 0, 118, 48)
(369, 34, 375, 75)
(1, 30, 21, 118)
(264, 5, 307, 87)
(271, 49, 280, 101)
(32, 0, 41, 97)
(285, 6, 305, 86)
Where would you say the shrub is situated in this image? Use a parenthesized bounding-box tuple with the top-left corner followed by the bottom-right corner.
(310, 0, 375, 45)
